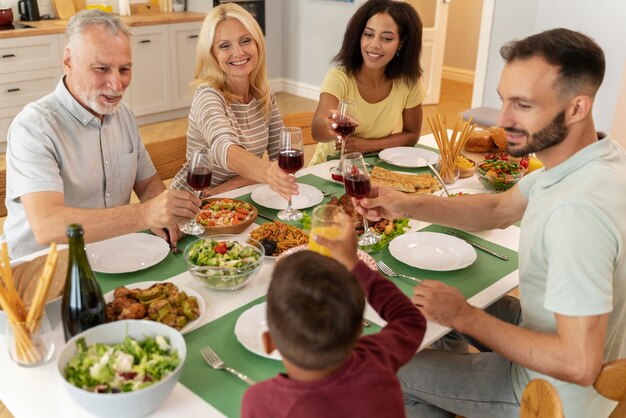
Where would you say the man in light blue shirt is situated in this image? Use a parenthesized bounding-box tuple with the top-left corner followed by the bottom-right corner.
(5, 10, 199, 258)
(354, 28, 626, 417)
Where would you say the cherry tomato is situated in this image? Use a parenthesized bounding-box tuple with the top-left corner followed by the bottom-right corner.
(215, 241, 227, 254)
(484, 153, 496, 160)
(520, 157, 529, 169)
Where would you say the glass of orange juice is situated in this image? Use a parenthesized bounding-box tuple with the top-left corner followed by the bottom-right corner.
(308, 204, 345, 257)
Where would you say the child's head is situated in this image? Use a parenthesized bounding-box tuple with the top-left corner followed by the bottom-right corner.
(267, 251, 365, 370)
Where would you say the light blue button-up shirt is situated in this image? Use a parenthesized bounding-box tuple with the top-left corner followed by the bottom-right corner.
(4, 78, 156, 258)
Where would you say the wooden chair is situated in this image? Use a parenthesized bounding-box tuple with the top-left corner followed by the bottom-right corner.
(144, 135, 187, 181)
(0, 167, 7, 217)
(283, 111, 316, 145)
(594, 358, 626, 418)
(520, 379, 564, 418)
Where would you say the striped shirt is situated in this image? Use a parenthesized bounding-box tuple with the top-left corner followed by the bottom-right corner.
(171, 86, 283, 191)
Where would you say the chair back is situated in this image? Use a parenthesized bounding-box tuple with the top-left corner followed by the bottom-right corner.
(594, 358, 626, 418)
(283, 112, 315, 145)
(520, 378, 564, 418)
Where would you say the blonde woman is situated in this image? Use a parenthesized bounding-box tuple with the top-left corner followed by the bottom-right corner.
(171, 3, 295, 199)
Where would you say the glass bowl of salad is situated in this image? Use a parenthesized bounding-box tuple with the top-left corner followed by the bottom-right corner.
(476, 154, 525, 192)
(57, 320, 186, 418)
(184, 236, 265, 291)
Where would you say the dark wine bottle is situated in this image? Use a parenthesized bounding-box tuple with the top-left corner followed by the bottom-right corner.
(61, 224, 106, 342)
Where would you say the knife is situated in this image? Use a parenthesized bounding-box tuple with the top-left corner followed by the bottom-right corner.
(256, 212, 276, 222)
(445, 231, 510, 261)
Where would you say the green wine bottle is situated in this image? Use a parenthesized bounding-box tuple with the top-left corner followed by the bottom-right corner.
(61, 224, 106, 341)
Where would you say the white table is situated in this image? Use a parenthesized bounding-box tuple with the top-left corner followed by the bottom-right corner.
(0, 134, 520, 417)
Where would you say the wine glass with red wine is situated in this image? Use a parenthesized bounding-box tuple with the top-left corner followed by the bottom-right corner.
(330, 99, 357, 183)
(277, 127, 304, 221)
(342, 152, 381, 246)
(180, 147, 212, 235)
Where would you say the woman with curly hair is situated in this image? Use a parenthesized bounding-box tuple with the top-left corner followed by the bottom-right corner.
(310, 0, 425, 165)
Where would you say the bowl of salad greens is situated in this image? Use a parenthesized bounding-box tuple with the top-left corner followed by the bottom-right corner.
(57, 320, 186, 418)
(184, 236, 265, 291)
(476, 154, 525, 192)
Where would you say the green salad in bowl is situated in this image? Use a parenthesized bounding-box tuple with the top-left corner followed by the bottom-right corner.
(184, 237, 264, 291)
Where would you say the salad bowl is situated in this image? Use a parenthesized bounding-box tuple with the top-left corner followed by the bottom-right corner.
(57, 320, 186, 418)
(184, 236, 265, 291)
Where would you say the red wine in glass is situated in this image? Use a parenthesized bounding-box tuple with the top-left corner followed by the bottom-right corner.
(335, 121, 356, 137)
(344, 173, 371, 198)
(187, 168, 212, 190)
(331, 170, 344, 183)
(278, 149, 304, 174)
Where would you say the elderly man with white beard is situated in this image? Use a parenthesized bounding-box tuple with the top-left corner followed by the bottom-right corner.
(4, 9, 199, 259)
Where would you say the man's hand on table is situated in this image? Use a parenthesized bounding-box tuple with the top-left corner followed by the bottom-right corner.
(412, 280, 476, 328)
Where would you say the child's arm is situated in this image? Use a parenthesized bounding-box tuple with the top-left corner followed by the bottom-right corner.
(352, 261, 426, 371)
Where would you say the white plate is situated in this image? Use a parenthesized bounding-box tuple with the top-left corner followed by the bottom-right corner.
(379, 147, 439, 168)
(104, 281, 205, 335)
(86, 233, 169, 274)
(389, 231, 477, 271)
(234, 302, 282, 361)
(251, 183, 324, 210)
(436, 187, 490, 197)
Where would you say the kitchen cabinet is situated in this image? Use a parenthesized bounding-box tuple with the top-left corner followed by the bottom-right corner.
(169, 22, 201, 109)
(0, 34, 63, 144)
(125, 24, 172, 117)
(0, 19, 203, 146)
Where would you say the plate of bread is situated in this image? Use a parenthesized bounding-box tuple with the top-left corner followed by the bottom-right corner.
(464, 126, 507, 153)
(369, 166, 441, 194)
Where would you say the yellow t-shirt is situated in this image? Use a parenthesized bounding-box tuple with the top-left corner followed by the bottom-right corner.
(309, 67, 426, 166)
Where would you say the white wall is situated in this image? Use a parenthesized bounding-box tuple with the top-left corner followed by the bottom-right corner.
(477, 0, 626, 133)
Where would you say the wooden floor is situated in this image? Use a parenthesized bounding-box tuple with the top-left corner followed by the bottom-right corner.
(0, 79, 474, 417)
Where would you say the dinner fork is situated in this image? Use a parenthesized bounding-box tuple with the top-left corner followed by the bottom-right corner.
(377, 261, 421, 284)
(200, 346, 256, 385)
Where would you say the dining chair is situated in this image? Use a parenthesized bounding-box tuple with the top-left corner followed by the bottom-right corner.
(519, 378, 564, 418)
(283, 112, 315, 145)
(593, 358, 626, 418)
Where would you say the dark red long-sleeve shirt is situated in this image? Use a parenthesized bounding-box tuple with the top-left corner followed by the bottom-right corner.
(241, 261, 427, 418)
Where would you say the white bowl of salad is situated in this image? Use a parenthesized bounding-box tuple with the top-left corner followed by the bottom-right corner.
(57, 320, 186, 418)
(184, 236, 264, 291)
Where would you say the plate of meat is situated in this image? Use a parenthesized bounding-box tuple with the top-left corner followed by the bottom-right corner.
(104, 281, 205, 334)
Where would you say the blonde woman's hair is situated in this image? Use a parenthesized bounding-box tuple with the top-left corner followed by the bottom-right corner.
(193, 3, 271, 118)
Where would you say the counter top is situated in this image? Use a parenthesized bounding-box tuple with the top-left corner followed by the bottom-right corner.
(0, 11, 205, 39)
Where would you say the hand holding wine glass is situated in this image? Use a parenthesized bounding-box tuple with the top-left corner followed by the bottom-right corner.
(342, 152, 381, 247)
(180, 148, 212, 235)
(330, 99, 357, 182)
(277, 127, 304, 221)
(334, 99, 357, 146)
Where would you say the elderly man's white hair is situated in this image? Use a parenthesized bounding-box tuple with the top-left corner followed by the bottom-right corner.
(65, 9, 133, 49)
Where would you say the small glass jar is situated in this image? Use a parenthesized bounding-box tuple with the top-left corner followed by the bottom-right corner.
(436, 157, 460, 184)
(7, 314, 55, 367)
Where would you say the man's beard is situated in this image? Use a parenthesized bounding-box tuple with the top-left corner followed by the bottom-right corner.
(79, 89, 123, 115)
(505, 110, 568, 157)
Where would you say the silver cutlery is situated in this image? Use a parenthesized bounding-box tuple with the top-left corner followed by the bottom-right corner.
(362, 318, 371, 328)
(444, 231, 510, 261)
(256, 212, 275, 222)
(377, 261, 421, 283)
(427, 162, 450, 197)
(200, 346, 256, 385)
(162, 228, 182, 254)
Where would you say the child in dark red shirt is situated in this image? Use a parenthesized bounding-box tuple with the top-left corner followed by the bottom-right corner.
(241, 214, 426, 418)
